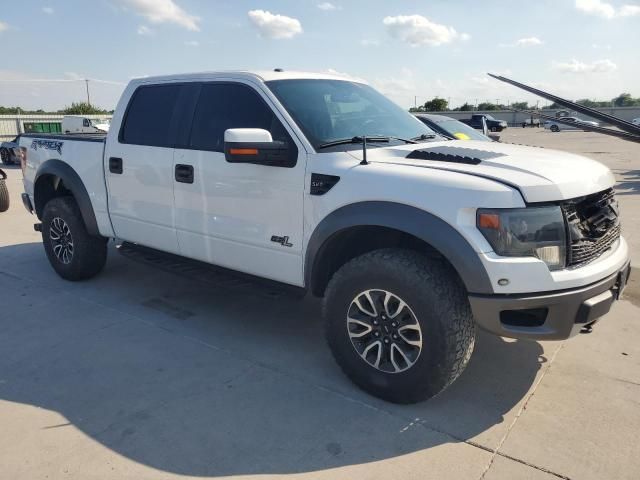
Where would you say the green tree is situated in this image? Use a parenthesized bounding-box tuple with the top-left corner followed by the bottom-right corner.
(612, 93, 637, 107)
(454, 102, 475, 112)
(60, 102, 109, 115)
(423, 97, 448, 112)
(510, 101, 529, 110)
(476, 102, 498, 111)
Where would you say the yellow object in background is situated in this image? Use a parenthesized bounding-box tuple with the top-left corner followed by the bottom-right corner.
(453, 132, 471, 140)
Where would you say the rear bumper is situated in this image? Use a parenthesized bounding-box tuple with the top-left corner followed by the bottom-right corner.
(469, 261, 631, 340)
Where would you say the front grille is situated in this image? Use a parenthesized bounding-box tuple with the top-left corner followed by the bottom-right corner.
(562, 188, 620, 267)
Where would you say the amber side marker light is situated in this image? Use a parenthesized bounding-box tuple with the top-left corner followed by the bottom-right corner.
(229, 148, 258, 155)
(478, 213, 500, 229)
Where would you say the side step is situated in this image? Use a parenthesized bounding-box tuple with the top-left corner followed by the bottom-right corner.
(117, 242, 306, 300)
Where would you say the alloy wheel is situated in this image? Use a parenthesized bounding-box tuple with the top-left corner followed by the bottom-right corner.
(347, 289, 423, 373)
(49, 217, 74, 264)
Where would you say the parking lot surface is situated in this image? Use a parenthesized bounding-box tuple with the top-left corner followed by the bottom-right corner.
(1, 129, 639, 479)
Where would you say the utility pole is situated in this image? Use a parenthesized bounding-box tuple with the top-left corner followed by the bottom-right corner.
(85, 79, 91, 106)
(414, 95, 417, 109)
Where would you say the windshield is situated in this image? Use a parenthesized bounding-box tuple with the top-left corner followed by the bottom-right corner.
(266, 79, 436, 149)
(90, 118, 110, 126)
(438, 120, 491, 141)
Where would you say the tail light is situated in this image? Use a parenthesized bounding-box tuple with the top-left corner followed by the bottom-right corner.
(18, 147, 27, 173)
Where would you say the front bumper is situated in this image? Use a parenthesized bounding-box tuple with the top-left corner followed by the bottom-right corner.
(468, 261, 631, 340)
(21, 193, 33, 214)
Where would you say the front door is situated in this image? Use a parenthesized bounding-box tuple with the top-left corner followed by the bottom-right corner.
(105, 84, 182, 254)
(172, 81, 307, 286)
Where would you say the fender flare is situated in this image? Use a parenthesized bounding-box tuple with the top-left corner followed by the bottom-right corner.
(34, 159, 100, 236)
(305, 201, 494, 295)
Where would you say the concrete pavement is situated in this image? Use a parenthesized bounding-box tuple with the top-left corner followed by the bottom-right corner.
(0, 130, 639, 479)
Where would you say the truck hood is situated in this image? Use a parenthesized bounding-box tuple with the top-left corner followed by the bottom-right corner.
(349, 140, 614, 203)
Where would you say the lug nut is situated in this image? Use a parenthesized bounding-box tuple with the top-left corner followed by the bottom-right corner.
(374, 331, 380, 337)
(391, 322, 397, 328)
(384, 338, 390, 344)
(392, 334, 398, 340)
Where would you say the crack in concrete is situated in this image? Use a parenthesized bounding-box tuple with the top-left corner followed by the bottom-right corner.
(478, 342, 566, 480)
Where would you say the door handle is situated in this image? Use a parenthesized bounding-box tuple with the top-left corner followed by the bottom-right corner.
(109, 157, 123, 174)
(175, 164, 194, 184)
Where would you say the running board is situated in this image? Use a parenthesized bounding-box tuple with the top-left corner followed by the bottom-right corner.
(117, 242, 306, 300)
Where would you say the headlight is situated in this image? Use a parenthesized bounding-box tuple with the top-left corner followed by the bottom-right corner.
(477, 206, 566, 270)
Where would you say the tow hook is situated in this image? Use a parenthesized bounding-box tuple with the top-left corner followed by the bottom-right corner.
(34, 223, 42, 232)
(580, 324, 594, 334)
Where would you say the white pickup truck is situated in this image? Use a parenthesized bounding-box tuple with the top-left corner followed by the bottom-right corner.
(19, 70, 630, 403)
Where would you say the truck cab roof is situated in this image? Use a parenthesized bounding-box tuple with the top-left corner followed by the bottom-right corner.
(129, 70, 366, 86)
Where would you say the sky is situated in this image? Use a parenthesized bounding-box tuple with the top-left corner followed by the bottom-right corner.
(0, 0, 639, 111)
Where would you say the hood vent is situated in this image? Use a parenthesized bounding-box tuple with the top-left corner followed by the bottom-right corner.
(406, 146, 506, 165)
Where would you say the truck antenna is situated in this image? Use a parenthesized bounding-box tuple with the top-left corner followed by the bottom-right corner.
(360, 135, 368, 165)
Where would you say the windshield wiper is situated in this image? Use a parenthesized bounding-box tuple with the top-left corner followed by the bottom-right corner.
(317, 135, 422, 150)
(317, 136, 390, 150)
(411, 133, 438, 141)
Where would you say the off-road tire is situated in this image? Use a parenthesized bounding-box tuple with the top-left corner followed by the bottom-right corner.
(0, 178, 9, 212)
(323, 248, 475, 404)
(41, 196, 108, 281)
(0, 148, 10, 165)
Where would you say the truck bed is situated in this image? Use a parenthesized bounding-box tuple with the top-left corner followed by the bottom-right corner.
(20, 133, 107, 143)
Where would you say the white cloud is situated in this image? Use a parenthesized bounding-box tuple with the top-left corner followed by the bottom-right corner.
(575, 0, 640, 18)
(184, 40, 199, 47)
(516, 36, 543, 46)
(499, 36, 543, 47)
(383, 15, 466, 47)
(317, 2, 340, 11)
(619, 4, 640, 16)
(553, 58, 618, 73)
(42, 7, 54, 14)
(137, 25, 153, 35)
(115, 0, 200, 31)
(360, 39, 380, 47)
(247, 10, 302, 39)
(0, 21, 9, 32)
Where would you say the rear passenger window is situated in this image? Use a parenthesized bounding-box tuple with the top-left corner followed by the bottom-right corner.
(189, 83, 293, 154)
(120, 85, 180, 147)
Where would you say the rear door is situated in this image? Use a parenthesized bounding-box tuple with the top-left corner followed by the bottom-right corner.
(172, 81, 307, 286)
(104, 83, 182, 254)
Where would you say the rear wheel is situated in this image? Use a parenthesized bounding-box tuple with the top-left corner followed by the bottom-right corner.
(41, 196, 108, 280)
(550, 125, 560, 132)
(0, 177, 9, 212)
(323, 248, 475, 404)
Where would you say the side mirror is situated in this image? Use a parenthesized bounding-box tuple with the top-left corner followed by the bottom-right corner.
(224, 128, 290, 167)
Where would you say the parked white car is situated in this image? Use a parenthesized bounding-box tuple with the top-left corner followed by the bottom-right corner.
(62, 115, 110, 134)
(19, 70, 630, 403)
(544, 116, 599, 132)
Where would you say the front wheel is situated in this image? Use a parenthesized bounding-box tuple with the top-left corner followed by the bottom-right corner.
(323, 249, 475, 404)
(550, 125, 560, 132)
(41, 196, 108, 280)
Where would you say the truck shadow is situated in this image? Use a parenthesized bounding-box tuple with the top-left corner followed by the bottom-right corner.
(0, 242, 547, 476)
(614, 169, 640, 196)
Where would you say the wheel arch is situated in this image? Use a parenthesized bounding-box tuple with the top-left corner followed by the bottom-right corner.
(34, 159, 100, 236)
(305, 202, 493, 297)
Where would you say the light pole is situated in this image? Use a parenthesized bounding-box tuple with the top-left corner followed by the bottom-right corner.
(85, 79, 91, 106)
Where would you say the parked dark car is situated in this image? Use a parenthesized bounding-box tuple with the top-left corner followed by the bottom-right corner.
(460, 114, 508, 132)
(1, 136, 21, 165)
(414, 114, 492, 141)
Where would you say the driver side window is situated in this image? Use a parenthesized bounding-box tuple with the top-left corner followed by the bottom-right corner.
(189, 83, 293, 154)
